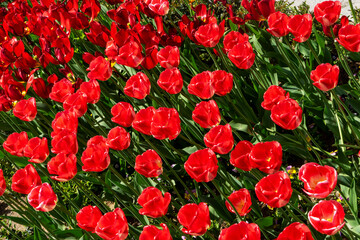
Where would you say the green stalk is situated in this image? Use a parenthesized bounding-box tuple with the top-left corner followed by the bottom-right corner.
(348, 0, 358, 24)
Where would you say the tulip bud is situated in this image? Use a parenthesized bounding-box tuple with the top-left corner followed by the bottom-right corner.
(28, 183, 57, 212)
(76, 205, 103, 233)
(11, 164, 41, 194)
(177, 202, 211, 236)
(137, 187, 171, 218)
(185, 148, 218, 182)
(135, 150, 163, 178)
(95, 208, 129, 240)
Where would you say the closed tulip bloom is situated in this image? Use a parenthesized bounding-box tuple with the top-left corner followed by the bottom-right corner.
(140, 223, 172, 240)
(314, 1, 341, 27)
(271, 98, 303, 130)
(185, 148, 218, 182)
(87, 56, 112, 81)
(219, 222, 261, 240)
(28, 183, 57, 212)
(111, 102, 135, 127)
(81, 136, 110, 172)
(11, 164, 41, 194)
(13, 97, 37, 121)
(255, 171, 293, 208)
(277, 222, 314, 240)
(79, 80, 101, 104)
(267, 12, 290, 37)
(188, 71, 215, 99)
(310, 63, 339, 91)
(212, 70, 233, 96)
(230, 140, 254, 171)
(157, 68, 183, 94)
(337, 24, 360, 52)
(51, 111, 78, 136)
(63, 92, 88, 118)
(132, 107, 156, 135)
(192, 100, 221, 129)
(194, 21, 225, 48)
(24, 137, 49, 163)
(288, 14, 313, 42)
(3, 131, 28, 157)
(223, 31, 250, 53)
(308, 200, 345, 235)
(0, 170, 6, 196)
(150, 107, 181, 140)
(49, 78, 74, 103)
(138, 187, 171, 218)
(157, 46, 180, 69)
(76, 205, 103, 233)
(147, 0, 169, 16)
(47, 153, 77, 182)
(51, 130, 78, 155)
(249, 141, 282, 174)
(261, 85, 289, 110)
(177, 202, 211, 236)
(228, 42, 256, 69)
(107, 127, 131, 151)
(242, 0, 275, 21)
(135, 150, 163, 178)
(225, 189, 252, 216)
(95, 208, 129, 240)
(298, 162, 337, 198)
(204, 124, 234, 154)
(124, 72, 151, 99)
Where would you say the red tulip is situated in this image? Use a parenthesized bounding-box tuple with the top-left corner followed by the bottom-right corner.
(228, 42, 256, 69)
(298, 162, 337, 199)
(255, 171, 293, 208)
(77, 205, 103, 233)
(63, 92, 88, 118)
(219, 222, 261, 240)
(51, 111, 78, 136)
(271, 98, 303, 130)
(310, 63, 339, 91)
(288, 14, 313, 43)
(85, 21, 110, 48)
(337, 24, 360, 52)
(135, 149, 163, 178)
(157, 68, 183, 94)
(323, 15, 349, 37)
(223, 31, 250, 53)
(194, 21, 225, 48)
(177, 202, 211, 236)
(308, 200, 345, 235)
(314, 1, 341, 27)
(13, 97, 37, 121)
(137, 187, 171, 218)
(47, 153, 77, 182)
(157, 46, 180, 69)
(140, 223, 172, 240)
(212, 70, 233, 96)
(87, 56, 112, 81)
(11, 164, 41, 194)
(150, 107, 181, 140)
(225, 189, 252, 216)
(132, 107, 156, 135)
(111, 102, 135, 127)
(24, 137, 49, 163)
(28, 183, 57, 212)
(95, 208, 129, 240)
(124, 72, 151, 99)
(261, 85, 289, 110)
(184, 148, 218, 182)
(117, 41, 144, 68)
(267, 12, 290, 37)
(188, 71, 215, 99)
(192, 100, 221, 128)
(249, 141, 282, 174)
(3, 131, 28, 157)
(277, 222, 314, 240)
(143, 46, 159, 70)
(51, 130, 78, 155)
(79, 80, 101, 104)
(230, 140, 254, 171)
(242, 0, 275, 21)
(81, 136, 110, 172)
(49, 78, 74, 103)
(204, 124, 234, 154)
(0, 169, 6, 196)
(146, 0, 170, 16)
(107, 126, 131, 151)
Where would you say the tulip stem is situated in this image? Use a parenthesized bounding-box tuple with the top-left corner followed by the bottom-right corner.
(306, 41, 321, 65)
(348, 0, 358, 24)
(343, 223, 357, 240)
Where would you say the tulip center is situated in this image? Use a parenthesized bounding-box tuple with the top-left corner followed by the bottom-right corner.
(310, 175, 327, 189)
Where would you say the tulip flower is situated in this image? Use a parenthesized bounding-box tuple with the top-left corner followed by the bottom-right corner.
(111, 102, 135, 127)
(13, 97, 37, 121)
(107, 126, 131, 151)
(81, 136, 110, 172)
(223, 31, 250, 53)
(288, 14, 313, 42)
(132, 107, 156, 135)
(204, 124, 234, 154)
(87, 56, 112, 81)
(137, 187, 171, 218)
(249, 141, 282, 174)
(261, 85, 289, 111)
(228, 42, 256, 69)
(177, 202, 211, 236)
(11, 164, 41, 194)
(230, 140, 254, 171)
(188, 71, 215, 99)
(124, 72, 151, 99)
(28, 183, 57, 212)
(192, 100, 221, 129)
(310, 63, 339, 91)
(314, 1, 341, 27)
(135, 149, 163, 178)
(194, 21, 225, 48)
(150, 107, 181, 140)
(242, 0, 275, 21)
(47, 153, 77, 182)
(3, 131, 28, 157)
(63, 92, 88, 118)
(51, 130, 78, 155)
(225, 189, 252, 216)
(24, 137, 49, 163)
(51, 111, 78, 136)
(76, 206, 103, 233)
(157, 68, 183, 94)
(0, 169, 6, 196)
(277, 222, 314, 240)
(157, 46, 180, 69)
(271, 98, 303, 130)
(336, 24, 360, 52)
(184, 148, 218, 182)
(140, 223, 172, 240)
(79, 80, 101, 104)
(49, 78, 74, 103)
(219, 221, 261, 240)
(212, 70, 233, 96)
(95, 208, 129, 240)
(267, 12, 290, 37)
(146, 0, 170, 16)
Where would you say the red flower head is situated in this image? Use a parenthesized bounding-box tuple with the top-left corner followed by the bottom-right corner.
(310, 63, 339, 91)
(81, 136, 110, 172)
(314, 1, 341, 27)
(51, 111, 78, 136)
(132, 107, 156, 135)
(24, 137, 49, 163)
(271, 98, 303, 130)
(13, 97, 37, 121)
(79, 80, 101, 104)
(143, 46, 159, 70)
(77, 205, 103, 233)
(157, 46, 180, 69)
(47, 153, 77, 182)
(85, 21, 111, 48)
(140, 223, 172, 240)
(0, 170, 6, 196)
(117, 41, 144, 68)
(204, 124, 234, 154)
(184, 148, 218, 182)
(219, 222, 261, 240)
(95, 208, 129, 240)
(151, 107, 181, 140)
(192, 100, 221, 129)
(230, 140, 254, 171)
(249, 141, 282, 174)
(225, 188, 252, 216)
(267, 12, 290, 37)
(228, 42, 256, 69)
(188, 71, 215, 99)
(87, 56, 112, 81)
(51, 130, 78, 155)
(28, 183, 57, 212)
(298, 162, 337, 199)
(288, 14, 313, 43)
(242, 0, 275, 21)
(308, 200, 345, 235)
(336, 24, 360, 52)
(145, 0, 170, 16)
(323, 15, 349, 37)
(194, 21, 225, 48)
(255, 171, 293, 208)
(135, 149, 163, 178)
(107, 126, 131, 151)
(277, 222, 314, 240)
(177, 202, 211, 236)
(49, 79, 74, 103)
(223, 31, 250, 53)
(11, 164, 41, 194)
(157, 68, 183, 94)
(3, 131, 28, 157)
(63, 92, 88, 118)
(261, 85, 289, 110)
(124, 72, 151, 99)
(212, 70, 233, 96)
(111, 102, 135, 127)
(137, 187, 171, 218)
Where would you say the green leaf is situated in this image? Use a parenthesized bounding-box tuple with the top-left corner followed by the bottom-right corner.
(256, 216, 273, 228)
(349, 179, 358, 217)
